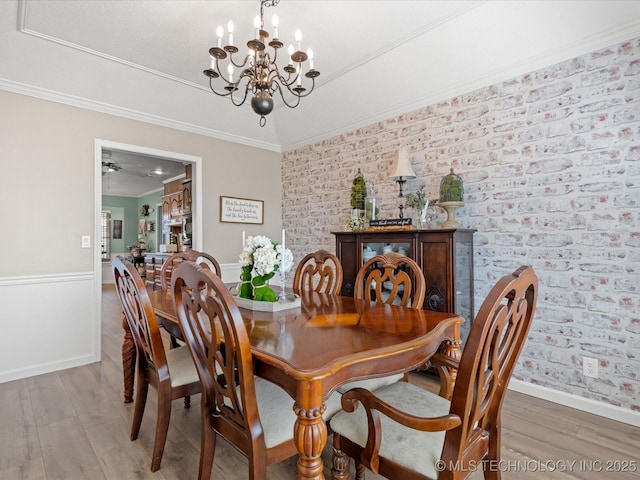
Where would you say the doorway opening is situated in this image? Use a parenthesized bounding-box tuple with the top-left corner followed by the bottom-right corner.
(94, 139, 202, 369)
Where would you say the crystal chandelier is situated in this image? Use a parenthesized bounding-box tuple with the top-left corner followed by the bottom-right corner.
(203, 0, 319, 127)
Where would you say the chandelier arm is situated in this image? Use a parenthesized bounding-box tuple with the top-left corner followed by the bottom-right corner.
(208, 77, 234, 97)
(228, 53, 252, 69)
(272, 68, 316, 98)
(214, 62, 253, 91)
(269, 63, 297, 88)
(228, 81, 252, 107)
(271, 81, 302, 109)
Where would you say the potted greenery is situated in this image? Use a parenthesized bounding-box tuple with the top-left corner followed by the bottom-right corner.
(405, 187, 438, 229)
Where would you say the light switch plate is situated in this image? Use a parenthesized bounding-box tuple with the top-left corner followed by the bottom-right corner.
(81, 235, 91, 248)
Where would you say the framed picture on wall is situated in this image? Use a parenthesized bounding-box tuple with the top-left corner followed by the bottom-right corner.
(220, 196, 264, 224)
(113, 219, 122, 239)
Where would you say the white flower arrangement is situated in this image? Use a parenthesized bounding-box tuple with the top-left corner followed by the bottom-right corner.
(238, 235, 293, 301)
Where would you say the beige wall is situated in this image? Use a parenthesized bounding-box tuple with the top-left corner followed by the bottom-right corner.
(0, 89, 281, 383)
(0, 89, 281, 277)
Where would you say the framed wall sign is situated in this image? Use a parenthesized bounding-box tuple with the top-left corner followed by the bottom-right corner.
(220, 196, 264, 224)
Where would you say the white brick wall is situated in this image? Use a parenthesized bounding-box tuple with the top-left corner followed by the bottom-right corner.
(283, 37, 640, 412)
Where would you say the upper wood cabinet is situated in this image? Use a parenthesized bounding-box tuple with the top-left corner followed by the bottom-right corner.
(161, 197, 171, 223)
(334, 228, 476, 341)
(162, 165, 192, 219)
(169, 192, 182, 217)
(181, 181, 192, 214)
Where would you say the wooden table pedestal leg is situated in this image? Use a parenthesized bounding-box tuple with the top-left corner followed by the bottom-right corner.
(293, 399, 328, 480)
(122, 315, 136, 403)
(436, 338, 462, 400)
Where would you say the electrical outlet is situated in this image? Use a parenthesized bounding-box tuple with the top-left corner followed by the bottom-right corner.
(81, 235, 91, 248)
(583, 356, 598, 378)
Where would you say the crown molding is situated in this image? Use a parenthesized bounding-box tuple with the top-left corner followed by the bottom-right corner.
(0, 78, 282, 153)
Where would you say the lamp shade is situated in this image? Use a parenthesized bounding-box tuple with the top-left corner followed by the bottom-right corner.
(389, 149, 416, 181)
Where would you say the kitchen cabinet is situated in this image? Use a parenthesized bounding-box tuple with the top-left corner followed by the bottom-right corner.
(169, 192, 182, 217)
(181, 181, 192, 214)
(161, 197, 170, 223)
(334, 228, 476, 341)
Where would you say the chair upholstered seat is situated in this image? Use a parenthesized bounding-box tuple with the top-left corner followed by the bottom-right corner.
(251, 377, 343, 448)
(331, 382, 450, 479)
(165, 346, 200, 388)
(336, 374, 404, 394)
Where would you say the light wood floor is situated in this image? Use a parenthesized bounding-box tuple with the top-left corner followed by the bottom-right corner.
(0, 285, 638, 480)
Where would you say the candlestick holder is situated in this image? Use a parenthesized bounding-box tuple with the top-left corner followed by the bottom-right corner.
(278, 267, 288, 302)
(278, 264, 296, 303)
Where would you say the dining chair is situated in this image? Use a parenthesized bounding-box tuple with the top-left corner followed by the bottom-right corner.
(336, 252, 426, 394)
(160, 249, 222, 290)
(112, 256, 201, 472)
(160, 250, 223, 353)
(353, 252, 426, 308)
(293, 249, 344, 295)
(330, 266, 538, 480)
(171, 261, 342, 480)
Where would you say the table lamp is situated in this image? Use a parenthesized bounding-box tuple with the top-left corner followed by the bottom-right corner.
(389, 148, 416, 218)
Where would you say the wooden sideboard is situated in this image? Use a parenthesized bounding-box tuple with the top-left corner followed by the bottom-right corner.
(333, 228, 476, 340)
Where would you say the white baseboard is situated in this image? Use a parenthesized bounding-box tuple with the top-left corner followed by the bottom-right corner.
(509, 379, 640, 427)
(0, 354, 98, 384)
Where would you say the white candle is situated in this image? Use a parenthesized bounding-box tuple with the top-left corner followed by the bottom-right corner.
(216, 25, 223, 48)
(281, 228, 285, 252)
(242, 230, 246, 249)
(227, 20, 234, 46)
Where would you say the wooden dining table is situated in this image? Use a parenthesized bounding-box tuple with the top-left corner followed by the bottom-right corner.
(121, 289, 463, 480)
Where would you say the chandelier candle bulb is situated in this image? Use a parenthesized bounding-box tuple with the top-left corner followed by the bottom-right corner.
(227, 20, 234, 45)
(254, 16, 260, 38)
(272, 15, 278, 38)
(242, 230, 246, 249)
(307, 48, 314, 69)
(216, 26, 223, 48)
(281, 229, 285, 252)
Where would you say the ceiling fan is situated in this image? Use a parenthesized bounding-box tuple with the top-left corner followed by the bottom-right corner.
(101, 160, 154, 177)
(101, 161, 122, 175)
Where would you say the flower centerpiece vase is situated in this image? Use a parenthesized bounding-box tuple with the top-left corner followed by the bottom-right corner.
(236, 234, 300, 312)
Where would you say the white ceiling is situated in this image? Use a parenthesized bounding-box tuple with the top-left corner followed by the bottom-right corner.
(101, 148, 188, 197)
(3, 1, 640, 165)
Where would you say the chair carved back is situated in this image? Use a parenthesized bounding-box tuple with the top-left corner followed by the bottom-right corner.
(442, 265, 538, 472)
(160, 250, 221, 290)
(293, 249, 343, 295)
(113, 255, 167, 374)
(354, 252, 425, 309)
(171, 261, 264, 454)
(333, 266, 538, 480)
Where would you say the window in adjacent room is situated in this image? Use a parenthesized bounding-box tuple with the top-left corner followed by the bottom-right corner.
(101, 210, 111, 261)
